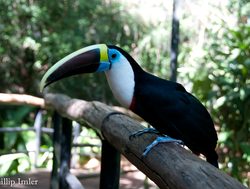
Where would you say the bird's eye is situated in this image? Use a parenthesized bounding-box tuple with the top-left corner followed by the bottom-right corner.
(111, 53, 117, 59)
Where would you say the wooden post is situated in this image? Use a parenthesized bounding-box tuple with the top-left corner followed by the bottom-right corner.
(170, 0, 181, 82)
(51, 112, 84, 189)
(72, 122, 81, 168)
(50, 112, 61, 189)
(0, 117, 5, 150)
(59, 117, 72, 189)
(100, 140, 121, 189)
(34, 109, 42, 168)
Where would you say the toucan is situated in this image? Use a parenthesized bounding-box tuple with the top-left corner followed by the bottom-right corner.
(40, 44, 218, 168)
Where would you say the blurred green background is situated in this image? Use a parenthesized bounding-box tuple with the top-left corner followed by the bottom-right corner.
(0, 0, 249, 187)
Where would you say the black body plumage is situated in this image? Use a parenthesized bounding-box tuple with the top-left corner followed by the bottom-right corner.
(110, 45, 218, 167)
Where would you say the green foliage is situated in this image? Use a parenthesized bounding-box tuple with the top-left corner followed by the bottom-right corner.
(186, 1, 250, 184)
(0, 0, 249, 185)
(0, 153, 31, 176)
(138, 22, 171, 78)
(0, 106, 31, 175)
(0, 0, 153, 177)
(210, 25, 250, 183)
(0, 106, 34, 153)
(0, 106, 53, 176)
(192, 24, 250, 185)
(0, 0, 149, 101)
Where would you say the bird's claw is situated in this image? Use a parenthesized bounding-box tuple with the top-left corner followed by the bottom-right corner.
(129, 128, 159, 140)
(142, 136, 184, 157)
(129, 129, 184, 157)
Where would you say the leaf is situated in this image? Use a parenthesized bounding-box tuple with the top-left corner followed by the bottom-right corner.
(4, 132, 17, 150)
(240, 143, 250, 156)
(214, 96, 226, 109)
(0, 153, 28, 176)
(218, 131, 232, 143)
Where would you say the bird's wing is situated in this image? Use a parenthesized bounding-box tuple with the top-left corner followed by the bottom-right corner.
(134, 81, 217, 151)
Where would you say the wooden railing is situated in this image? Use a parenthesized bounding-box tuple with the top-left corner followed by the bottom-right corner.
(0, 93, 247, 189)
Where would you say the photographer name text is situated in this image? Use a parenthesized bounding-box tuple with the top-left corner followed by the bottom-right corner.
(0, 177, 38, 187)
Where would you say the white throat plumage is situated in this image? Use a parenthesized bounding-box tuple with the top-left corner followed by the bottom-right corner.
(105, 58, 135, 108)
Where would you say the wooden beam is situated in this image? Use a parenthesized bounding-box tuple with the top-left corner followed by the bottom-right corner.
(0, 93, 45, 108)
(44, 93, 247, 189)
(0, 93, 140, 120)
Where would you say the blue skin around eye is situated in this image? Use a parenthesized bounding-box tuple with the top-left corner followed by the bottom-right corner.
(108, 49, 120, 64)
(97, 62, 110, 72)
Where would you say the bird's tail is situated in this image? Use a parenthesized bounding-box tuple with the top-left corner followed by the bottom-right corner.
(206, 150, 219, 168)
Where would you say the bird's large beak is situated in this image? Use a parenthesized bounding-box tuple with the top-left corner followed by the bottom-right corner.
(40, 44, 110, 92)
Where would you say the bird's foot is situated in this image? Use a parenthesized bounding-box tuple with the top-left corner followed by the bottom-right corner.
(142, 136, 184, 157)
(129, 128, 159, 140)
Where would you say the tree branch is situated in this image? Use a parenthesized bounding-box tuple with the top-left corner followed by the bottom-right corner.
(44, 93, 247, 189)
(0, 93, 140, 120)
(0, 93, 45, 108)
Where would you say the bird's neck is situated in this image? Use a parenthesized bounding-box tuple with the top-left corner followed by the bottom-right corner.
(104, 62, 135, 108)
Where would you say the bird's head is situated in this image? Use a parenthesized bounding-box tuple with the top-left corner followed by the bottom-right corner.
(40, 44, 115, 91)
(40, 44, 141, 108)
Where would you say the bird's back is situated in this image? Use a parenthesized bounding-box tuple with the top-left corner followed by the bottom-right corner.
(132, 71, 218, 160)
